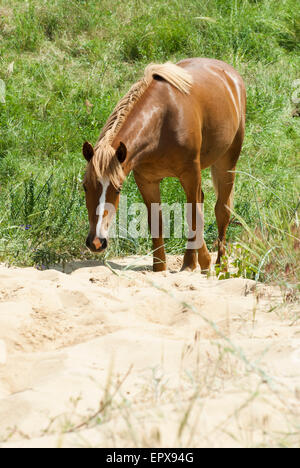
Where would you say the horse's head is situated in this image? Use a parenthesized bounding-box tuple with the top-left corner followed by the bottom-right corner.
(82, 141, 127, 253)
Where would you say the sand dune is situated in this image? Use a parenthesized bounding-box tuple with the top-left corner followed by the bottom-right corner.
(0, 255, 299, 448)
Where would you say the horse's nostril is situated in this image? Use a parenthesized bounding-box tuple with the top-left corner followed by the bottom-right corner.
(101, 238, 108, 250)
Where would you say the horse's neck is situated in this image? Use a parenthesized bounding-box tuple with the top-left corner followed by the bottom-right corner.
(113, 93, 165, 174)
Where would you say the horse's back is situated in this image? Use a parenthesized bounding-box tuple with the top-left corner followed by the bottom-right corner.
(175, 58, 246, 167)
(178, 57, 246, 125)
(178, 57, 244, 81)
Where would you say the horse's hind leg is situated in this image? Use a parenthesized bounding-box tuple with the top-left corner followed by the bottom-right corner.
(197, 189, 211, 272)
(180, 165, 211, 272)
(211, 132, 243, 265)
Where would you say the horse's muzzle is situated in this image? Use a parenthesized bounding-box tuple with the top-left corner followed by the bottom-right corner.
(86, 236, 108, 252)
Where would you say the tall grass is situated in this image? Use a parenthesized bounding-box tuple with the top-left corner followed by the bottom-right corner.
(0, 0, 299, 284)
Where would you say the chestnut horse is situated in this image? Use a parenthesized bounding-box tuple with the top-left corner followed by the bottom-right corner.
(82, 58, 246, 272)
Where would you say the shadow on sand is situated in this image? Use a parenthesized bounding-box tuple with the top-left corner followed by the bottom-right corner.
(50, 258, 153, 274)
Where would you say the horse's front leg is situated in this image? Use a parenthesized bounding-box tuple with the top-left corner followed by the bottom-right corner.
(134, 172, 166, 272)
(180, 168, 211, 272)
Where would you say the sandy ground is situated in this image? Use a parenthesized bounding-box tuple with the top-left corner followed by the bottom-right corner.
(0, 254, 299, 448)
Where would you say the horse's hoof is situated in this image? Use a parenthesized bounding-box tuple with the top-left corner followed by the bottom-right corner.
(153, 264, 167, 272)
(180, 264, 197, 272)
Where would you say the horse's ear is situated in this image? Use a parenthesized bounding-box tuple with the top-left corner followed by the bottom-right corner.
(116, 142, 127, 164)
(82, 141, 94, 162)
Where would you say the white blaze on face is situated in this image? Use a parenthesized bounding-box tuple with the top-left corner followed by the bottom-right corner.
(96, 178, 110, 239)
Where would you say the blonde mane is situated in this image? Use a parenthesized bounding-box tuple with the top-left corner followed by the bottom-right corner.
(90, 62, 193, 188)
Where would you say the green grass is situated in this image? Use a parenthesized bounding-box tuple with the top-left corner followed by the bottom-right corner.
(0, 0, 299, 285)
